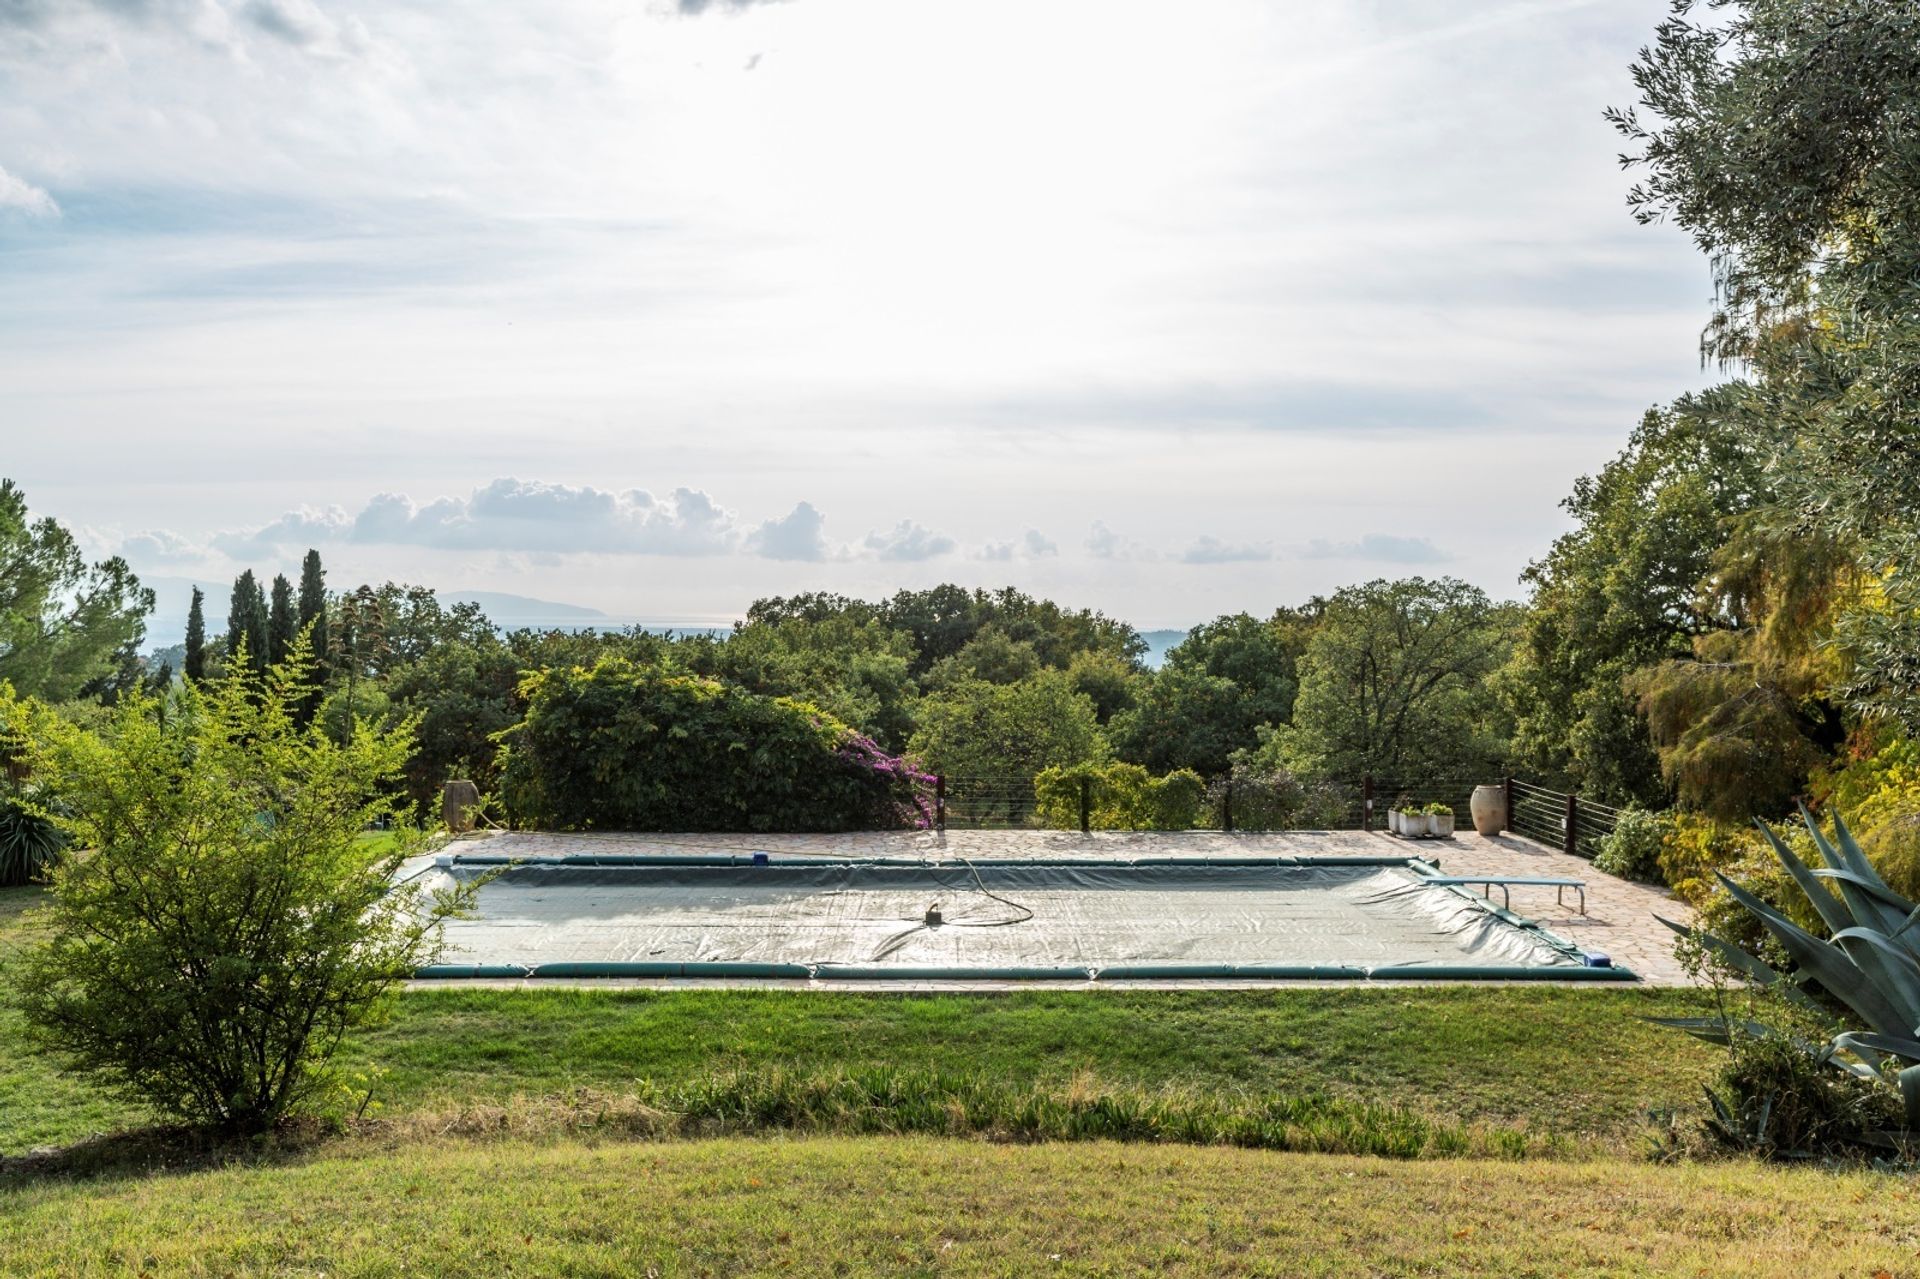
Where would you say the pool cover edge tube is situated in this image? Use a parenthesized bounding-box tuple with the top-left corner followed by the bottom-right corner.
(411, 960, 1638, 982)
(445, 852, 1433, 870)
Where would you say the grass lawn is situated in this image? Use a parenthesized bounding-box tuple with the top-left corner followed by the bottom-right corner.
(2, 885, 1721, 1154)
(7, 882, 1911, 1275)
(3, 1134, 1915, 1277)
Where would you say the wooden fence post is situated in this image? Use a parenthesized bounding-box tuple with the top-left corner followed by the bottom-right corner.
(1362, 774, 1374, 832)
(935, 775, 946, 833)
(1503, 776, 1515, 835)
(1223, 779, 1235, 832)
(1078, 775, 1092, 834)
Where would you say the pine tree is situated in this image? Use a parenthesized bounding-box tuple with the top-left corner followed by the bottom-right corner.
(228, 571, 269, 676)
(184, 587, 207, 683)
(267, 574, 296, 668)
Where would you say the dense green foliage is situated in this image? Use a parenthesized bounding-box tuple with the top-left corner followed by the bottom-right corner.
(501, 658, 928, 832)
(1254, 578, 1510, 782)
(8, 649, 468, 1133)
(0, 481, 153, 705)
(907, 671, 1107, 788)
(1032, 761, 1205, 831)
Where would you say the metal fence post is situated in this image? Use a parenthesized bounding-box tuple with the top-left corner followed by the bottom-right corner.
(1564, 791, 1578, 857)
(1078, 775, 1092, 834)
(1503, 776, 1515, 835)
(935, 775, 946, 832)
(1223, 779, 1234, 832)
(1362, 774, 1374, 832)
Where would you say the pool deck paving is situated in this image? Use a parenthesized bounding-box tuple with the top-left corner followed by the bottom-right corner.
(424, 826, 1696, 988)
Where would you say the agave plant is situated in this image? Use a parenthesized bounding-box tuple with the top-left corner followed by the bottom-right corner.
(1661, 806, 1920, 1131)
(0, 786, 66, 887)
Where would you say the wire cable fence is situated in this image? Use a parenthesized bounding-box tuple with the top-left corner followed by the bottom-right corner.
(925, 771, 1620, 850)
(931, 774, 1507, 834)
(1507, 778, 1619, 858)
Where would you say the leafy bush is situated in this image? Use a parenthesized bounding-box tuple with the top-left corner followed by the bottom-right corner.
(1033, 762, 1205, 830)
(1860, 810, 1920, 901)
(1699, 1023, 1904, 1159)
(1591, 806, 1669, 883)
(500, 658, 931, 832)
(1207, 767, 1349, 832)
(14, 650, 471, 1134)
(1657, 812, 1766, 904)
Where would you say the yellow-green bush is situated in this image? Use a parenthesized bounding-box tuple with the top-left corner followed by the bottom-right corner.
(1033, 762, 1205, 830)
(1859, 809, 1920, 901)
(1657, 813, 1767, 906)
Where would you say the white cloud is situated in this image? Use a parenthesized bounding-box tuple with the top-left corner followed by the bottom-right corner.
(1085, 521, 1158, 562)
(212, 505, 354, 556)
(1180, 535, 1273, 564)
(121, 528, 215, 565)
(243, 0, 373, 60)
(0, 164, 57, 217)
(746, 500, 832, 561)
(1299, 533, 1447, 564)
(977, 528, 1056, 562)
(862, 520, 956, 562)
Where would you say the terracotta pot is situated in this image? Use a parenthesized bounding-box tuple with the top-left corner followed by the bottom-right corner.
(1470, 784, 1506, 836)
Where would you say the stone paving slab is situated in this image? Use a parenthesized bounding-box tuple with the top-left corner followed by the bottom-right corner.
(430, 826, 1696, 986)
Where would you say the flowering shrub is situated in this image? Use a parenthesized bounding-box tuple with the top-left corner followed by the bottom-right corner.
(499, 658, 933, 831)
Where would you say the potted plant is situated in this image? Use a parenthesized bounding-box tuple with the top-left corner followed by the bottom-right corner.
(1392, 802, 1429, 838)
(1424, 802, 1455, 837)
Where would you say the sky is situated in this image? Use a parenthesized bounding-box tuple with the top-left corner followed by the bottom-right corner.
(0, 0, 1717, 629)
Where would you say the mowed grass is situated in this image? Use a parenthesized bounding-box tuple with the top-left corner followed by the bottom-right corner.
(350, 984, 1717, 1145)
(4, 1134, 1916, 1277)
(3, 885, 1719, 1155)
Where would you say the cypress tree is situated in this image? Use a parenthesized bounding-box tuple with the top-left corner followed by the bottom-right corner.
(184, 587, 207, 683)
(268, 574, 296, 668)
(295, 550, 329, 728)
(228, 570, 269, 675)
(297, 549, 329, 664)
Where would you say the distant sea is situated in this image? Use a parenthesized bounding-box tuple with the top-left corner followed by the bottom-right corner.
(140, 580, 1189, 670)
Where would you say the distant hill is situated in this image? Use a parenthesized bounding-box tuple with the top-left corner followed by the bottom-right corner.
(438, 591, 607, 625)
(1139, 628, 1188, 669)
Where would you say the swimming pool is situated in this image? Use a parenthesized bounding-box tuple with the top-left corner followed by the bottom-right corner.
(412, 852, 1630, 982)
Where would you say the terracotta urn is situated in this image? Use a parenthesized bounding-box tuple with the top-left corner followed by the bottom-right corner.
(1470, 784, 1506, 836)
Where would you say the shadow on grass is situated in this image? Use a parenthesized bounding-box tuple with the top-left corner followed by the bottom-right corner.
(2, 1068, 1565, 1189)
(0, 1116, 347, 1187)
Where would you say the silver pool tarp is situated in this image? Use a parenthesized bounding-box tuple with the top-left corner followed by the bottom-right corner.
(415, 857, 1621, 980)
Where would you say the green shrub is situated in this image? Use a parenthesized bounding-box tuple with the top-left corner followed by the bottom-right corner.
(1591, 806, 1668, 883)
(1700, 1023, 1905, 1159)
(1207, 767, 1349, 831)
(1033, 762, 1205, 830)
(1859, 809, 1920, 901)
(14, 647, 471, 1134)
(1657, 812, 1766, 905)
(500, 658, 929, 832)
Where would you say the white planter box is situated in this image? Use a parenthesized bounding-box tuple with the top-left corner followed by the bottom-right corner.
(1394, 811, 1430, 838)
(1430, 812, 1455, 837)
